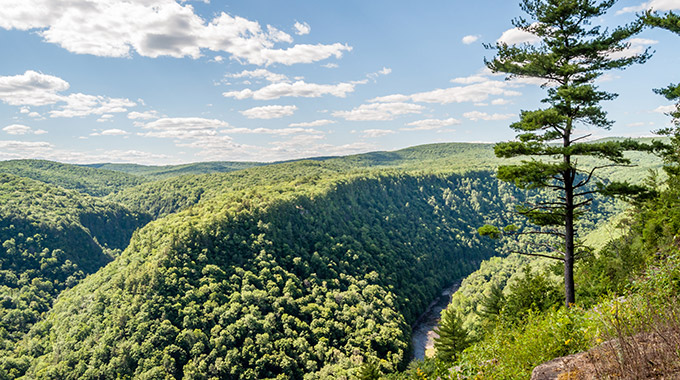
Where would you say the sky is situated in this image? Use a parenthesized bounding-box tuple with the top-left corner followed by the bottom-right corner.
(1, 0, 679, 165)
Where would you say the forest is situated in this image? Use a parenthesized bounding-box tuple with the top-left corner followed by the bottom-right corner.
(0, 137, 662, 379)
(1, 0, 679, 379)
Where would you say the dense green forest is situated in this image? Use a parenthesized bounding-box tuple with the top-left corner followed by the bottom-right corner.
(6, 169, 531, 379)
(85, 162, 265, 181)
(0, 173, 151, 362)
(0, 160, 144, 197)
(400, 165, 680, 379)
(0, 139, 665, 379)
(108, 141, 661, 220)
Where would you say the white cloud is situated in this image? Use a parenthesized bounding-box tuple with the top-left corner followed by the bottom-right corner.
(462, 35, 480, 44)
(223, 127, 321, 135)
(362, 129, 396, 138)
(366, 71, 535, 112)
(463, 111, 515, 121)
(322, 63, 339, 69)
(332, 102, 424, 121)
(224, 80, 357, 100)
(402, 118, 461, 131)
(492, 98, 511, 105)
(368, 94, 410, 103)
(240, 105, 297, 119)
(96, 114, 114, 123)
(3, 124, 33, 135)
(0, 139, 175, 164)
(411, 81, 521, 104)
(608, 38, 658, 60)
(293, 21, 311, 36)
(0, 0, 351, 66)
(0, 70, 69, 106)
(0, 70, 136, 118)
(654, 104, 677, 113)
(618, 0, 680, 14)
(0, 140, 53, 151)
(141, 117, 228, 139)
(128, 110, 160, 120)
(366, 67, 392, 81)
(50, 93, 136, 118)
(225, 69, 289, 84)
(2, 124, 47, 136)
(450, 75, 487, 84)
(497, 26, 540, 45)
(100, 128, 129, 136)
(289, 119, 336, 127)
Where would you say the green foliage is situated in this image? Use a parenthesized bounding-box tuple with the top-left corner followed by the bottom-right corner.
(9, 170, 532, 379)
(0, 159, 143, 196)
(502, 266, 562, 323)
(86, 161, 265, 180)
(476, 282, 505, 322)
(0, 173, 150, 373)
(456, 307, 593, 379)
(478, 224, 501, 239)
(485, 0, 655, 306)
(433, 308, 470, 363)
(357, 359, 382, 380)
(0, 141, 664, 379)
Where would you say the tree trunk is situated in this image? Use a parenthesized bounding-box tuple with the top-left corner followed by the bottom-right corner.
(564, 182, 576, 307)
(564, 120, 576, 307)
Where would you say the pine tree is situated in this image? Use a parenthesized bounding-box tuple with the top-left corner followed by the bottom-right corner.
(642, 10, 680, 177)
(356, 359, 381, 380)
(433, 307, 470, 363)
(476, 282, 506, 322)
(479, 0, 658, 307)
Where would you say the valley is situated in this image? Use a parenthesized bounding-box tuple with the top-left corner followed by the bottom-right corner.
(0, 141, 659, 379)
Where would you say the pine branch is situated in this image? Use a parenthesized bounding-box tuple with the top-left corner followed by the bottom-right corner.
(574, 163, 634, 189)
(509, 250, 565, 261)
(570, 133, 593, 144)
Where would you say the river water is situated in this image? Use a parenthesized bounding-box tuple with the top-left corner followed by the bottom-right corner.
(410, 280, 462, 360)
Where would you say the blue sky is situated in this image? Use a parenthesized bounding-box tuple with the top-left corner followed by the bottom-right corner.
(1, 0, 679, 164)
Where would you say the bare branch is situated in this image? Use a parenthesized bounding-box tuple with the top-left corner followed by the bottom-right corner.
(574, 164, 633, 189)
(509, 250, 565, 261)
(574, 190, 599, 197)
(570, 133, 592, 144)
(574, 198, 594, 208)
(527, 201, 567, 207)
(505, 230, 566, 238)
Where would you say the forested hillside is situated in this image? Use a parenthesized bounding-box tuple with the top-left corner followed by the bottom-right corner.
(86, 161, 265, 180)
(0, 160, 144, 197)
(0, 173, 151, 366)
(109, 140, 660, 220)
(7, 170, 533, 379)
(0, 140, 662, 379)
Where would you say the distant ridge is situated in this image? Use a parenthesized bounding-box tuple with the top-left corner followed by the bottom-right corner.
(82, 161, 265, 180)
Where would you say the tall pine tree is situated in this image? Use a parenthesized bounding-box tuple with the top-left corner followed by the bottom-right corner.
(480, 0, 657, 307)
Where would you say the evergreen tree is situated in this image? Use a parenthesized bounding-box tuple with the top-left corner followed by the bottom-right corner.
(476, 282, 506, 322)
(642, 10, 680, 177)
(480, 0, 657, 307)
(356, 359, 382, 380)
(434, 307, 470, 363)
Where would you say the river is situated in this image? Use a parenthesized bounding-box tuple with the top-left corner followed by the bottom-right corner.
(410, 280, 462, 360)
